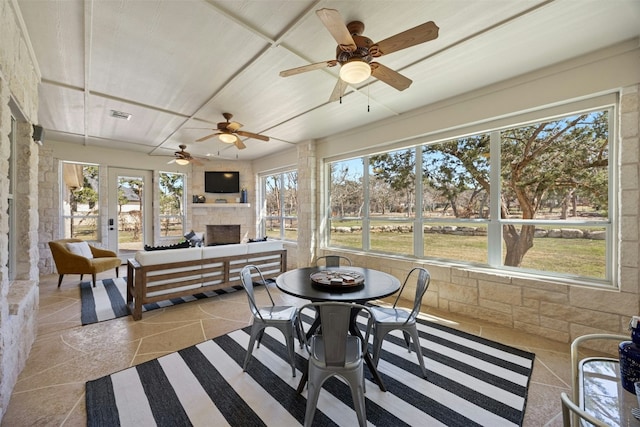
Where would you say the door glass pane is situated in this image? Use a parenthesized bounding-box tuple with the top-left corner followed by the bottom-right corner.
(62, 162, 99, 240)
(117, 175, 144, 253)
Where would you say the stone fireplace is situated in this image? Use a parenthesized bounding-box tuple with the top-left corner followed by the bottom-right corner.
(206, 224, 241, 246)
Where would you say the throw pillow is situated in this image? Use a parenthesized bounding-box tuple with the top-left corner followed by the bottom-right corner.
(144, 241, 190, 251)
(66, 241, 94, 259)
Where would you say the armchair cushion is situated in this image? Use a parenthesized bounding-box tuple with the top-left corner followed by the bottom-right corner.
(66, 241, 94, 259)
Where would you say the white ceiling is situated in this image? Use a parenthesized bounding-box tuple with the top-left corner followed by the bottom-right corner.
(16, 0, 640, 162)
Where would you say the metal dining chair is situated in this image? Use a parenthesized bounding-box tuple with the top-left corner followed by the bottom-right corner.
(315, 255, 352, 267)
(371, 267, 430, 377)
(240, 264, 300, 377)
(298, 302, 373, 427)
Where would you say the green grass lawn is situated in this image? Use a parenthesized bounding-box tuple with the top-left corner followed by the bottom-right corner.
(328, 230, 605, 279)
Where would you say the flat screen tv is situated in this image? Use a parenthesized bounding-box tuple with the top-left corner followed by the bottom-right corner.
(204, 171, 240, 194)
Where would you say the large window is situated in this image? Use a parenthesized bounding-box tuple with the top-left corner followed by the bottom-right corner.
(158, 171, 185, 237)
(62, 162, 100, 240)
(328, 108, 612, 283)
(261, 171, 298, 241)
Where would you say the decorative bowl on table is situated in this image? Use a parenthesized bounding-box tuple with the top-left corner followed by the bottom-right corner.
(310, 270, 364, 289)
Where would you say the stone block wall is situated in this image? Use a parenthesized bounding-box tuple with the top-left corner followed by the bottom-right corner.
(0, 0, 41, 420)
(188, 160, 257, 243)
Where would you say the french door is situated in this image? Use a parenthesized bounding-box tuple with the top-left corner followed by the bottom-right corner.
(108, 168, 153, 261)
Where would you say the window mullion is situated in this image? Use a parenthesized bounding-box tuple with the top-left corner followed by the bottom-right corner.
(487, 130, 502, 266)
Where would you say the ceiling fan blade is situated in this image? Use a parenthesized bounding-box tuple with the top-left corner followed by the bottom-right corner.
(329, 78, 348, 102)
(195, 132, 218, 142)
(316, 8, 356, 51)
(236, 130, 269, 141)
(371, 21, 439, 57)
(227, 121, 243, 131)
(191, 157, 204, 166)
(279, 60, 337, 77)
(167, 159, 177, 164)
(233, 136, 246, 150)
(371, 62, 412, 91)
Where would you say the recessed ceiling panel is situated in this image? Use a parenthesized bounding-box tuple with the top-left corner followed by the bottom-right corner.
(208, 0, 315, 40)
(195, 46, 341, 135)
(86, 94, 189, 150)
(89, 0, 268, 114)
(38, 83, 85, 135)
(18, 0, 85, 87)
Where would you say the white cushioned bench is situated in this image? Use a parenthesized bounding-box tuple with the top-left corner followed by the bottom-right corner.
(126, 241, 286, 320)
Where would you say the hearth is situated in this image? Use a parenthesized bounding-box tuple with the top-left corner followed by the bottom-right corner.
(206, 224, 241, 246)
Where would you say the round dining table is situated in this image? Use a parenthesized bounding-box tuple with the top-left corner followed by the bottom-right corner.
(276, 266, 401, 392)
(276, 266, 400, 303)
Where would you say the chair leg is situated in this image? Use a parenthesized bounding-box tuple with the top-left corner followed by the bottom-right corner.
(116, 266, 119, 278)
(283, 324, 297, 377)
(372, 326, 390, 367)
(408, 326, 427, 377)
(304, 368, 331, 427)
(92, 273, 97, 287)
(57, 275, 64, 287)
(256, 329, 266, 348)
(347, 368, 367, 427)
(403, 331, 412, 352)
(243, 323, 264, 372)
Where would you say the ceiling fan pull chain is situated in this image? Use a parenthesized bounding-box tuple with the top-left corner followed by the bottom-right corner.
(367, 83, 370, 112)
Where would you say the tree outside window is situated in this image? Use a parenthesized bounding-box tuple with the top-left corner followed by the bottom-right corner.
(62, 162, 99, 240)
(328, 108, 611, 282)
(159, 172, 185, 237)
(262, 171, 298, 241)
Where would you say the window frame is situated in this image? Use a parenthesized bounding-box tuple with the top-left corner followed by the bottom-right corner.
(60, 161, 101, 241)
(325, 98, 616, 287)
(158, 171, 186, 238)
(259, 169, 298, 242)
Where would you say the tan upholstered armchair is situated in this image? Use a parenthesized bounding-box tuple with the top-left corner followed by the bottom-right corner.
(48, 239, 121, 287)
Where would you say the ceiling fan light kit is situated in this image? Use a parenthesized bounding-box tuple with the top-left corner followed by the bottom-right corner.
(218, 133, 237, 144)
(339, 59, 371, 84)
(195, 112, 269, 150)
(170, 144, 203, 166)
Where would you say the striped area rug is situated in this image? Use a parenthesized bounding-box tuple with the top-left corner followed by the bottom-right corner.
(79, 278, 246, 325)
(86, 309, 535, 426)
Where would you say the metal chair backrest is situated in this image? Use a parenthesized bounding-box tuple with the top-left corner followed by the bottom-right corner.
(240, 264, 275, 321)
(315, 255, 352, 268)
(300, 302, 373, 367)
(392, 267, 430, 324)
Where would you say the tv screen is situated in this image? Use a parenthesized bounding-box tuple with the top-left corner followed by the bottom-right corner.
(204, 171, 240, 193)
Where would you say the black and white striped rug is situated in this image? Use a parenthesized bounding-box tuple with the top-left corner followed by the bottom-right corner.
(79, 278, 247, 325)
(86, 309, 535, 426)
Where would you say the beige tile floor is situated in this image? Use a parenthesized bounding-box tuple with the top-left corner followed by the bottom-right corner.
(2, 271, 588, 426)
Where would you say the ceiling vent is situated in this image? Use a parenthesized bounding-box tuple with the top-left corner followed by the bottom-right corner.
(110, 110, 132, 120)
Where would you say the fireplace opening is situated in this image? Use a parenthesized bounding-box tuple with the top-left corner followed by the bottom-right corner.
(206, 224, 241, 246)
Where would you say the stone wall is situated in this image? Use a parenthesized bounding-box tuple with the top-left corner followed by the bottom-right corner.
(188, 160, 257, 243)
(0, 0, 41, 420)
